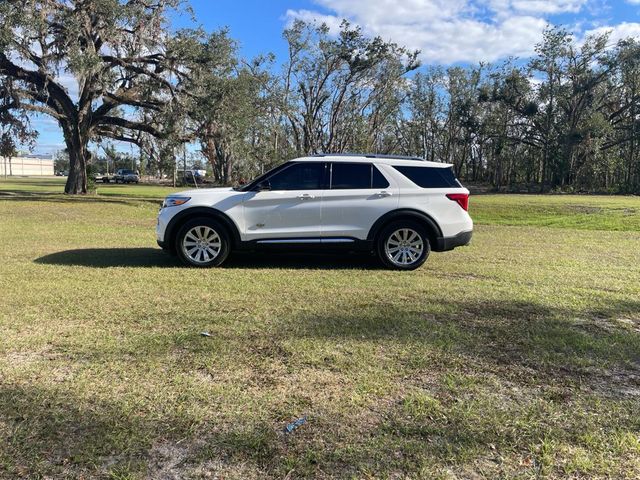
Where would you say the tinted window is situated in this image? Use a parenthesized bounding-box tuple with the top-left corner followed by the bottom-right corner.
(392, 166, 461, 188)
(330, 163, 390, 189)
(331, 163, 370, 189)
(268, 162, 324, 190)
(372, 166, 390, 188)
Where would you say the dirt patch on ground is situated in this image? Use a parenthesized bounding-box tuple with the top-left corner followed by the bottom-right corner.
(586, 365, 640, 398)
(145, 440, 196, 480)
(140, 438, 272, 479)
(568, 205, 604, 214)
(3, 347, 62, 367)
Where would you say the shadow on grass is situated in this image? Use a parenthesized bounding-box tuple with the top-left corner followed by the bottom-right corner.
(225, 252, 382, 270)
(35, 248, 383, 270)
(282, 297, 640, 396)
(0, 379, 293, 478)
(0, 178, 66, 186)
(0, 191, 161, 206)
(35, 248, 180, 268)
(2, 297, 639, 478)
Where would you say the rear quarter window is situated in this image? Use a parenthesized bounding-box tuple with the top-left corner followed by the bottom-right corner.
(392, 166, 461, 188)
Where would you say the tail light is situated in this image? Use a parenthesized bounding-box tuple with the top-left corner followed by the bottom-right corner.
(446, 193, 469, 211)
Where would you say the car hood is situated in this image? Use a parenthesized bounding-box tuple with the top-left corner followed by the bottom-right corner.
(174, 187, 235, 197)
(171, 187, 246, 210)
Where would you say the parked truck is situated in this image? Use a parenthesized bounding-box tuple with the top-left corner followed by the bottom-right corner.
(94, 169, 139, 184)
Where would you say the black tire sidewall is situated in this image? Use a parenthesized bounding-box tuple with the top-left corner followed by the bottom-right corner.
(175, 218, 231, 268)
(377, 220, 431, 270)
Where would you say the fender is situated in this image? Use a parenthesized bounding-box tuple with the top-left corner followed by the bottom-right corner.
(164, 206, 242, 250)
(367, 209, 443, 242)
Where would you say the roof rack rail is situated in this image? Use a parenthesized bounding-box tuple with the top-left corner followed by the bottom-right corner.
(310, 153, 426, 161)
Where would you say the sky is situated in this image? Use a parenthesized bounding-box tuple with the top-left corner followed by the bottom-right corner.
(28, 0, 640, 155)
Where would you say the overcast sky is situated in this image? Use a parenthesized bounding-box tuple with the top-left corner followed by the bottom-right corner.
(28, 0, 640, 155)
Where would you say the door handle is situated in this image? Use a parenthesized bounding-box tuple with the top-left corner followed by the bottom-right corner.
(377, 191, 392, 197)
(297, 194, 315, 200)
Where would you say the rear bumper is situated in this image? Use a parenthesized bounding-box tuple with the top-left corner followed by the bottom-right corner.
(433, 230, 472, 252)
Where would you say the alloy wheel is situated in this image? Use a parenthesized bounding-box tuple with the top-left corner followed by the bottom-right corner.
(182, 226, 222, 264)
(384, 228, 424, 266)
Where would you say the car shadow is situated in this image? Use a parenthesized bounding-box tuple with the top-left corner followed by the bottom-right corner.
(225, 251, 383, 270)
(34, 248, 384, 270)
(34, 248, 180, 268)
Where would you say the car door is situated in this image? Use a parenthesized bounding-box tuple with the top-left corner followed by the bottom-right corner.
(241, 162, 326, 241)
(321, 162, 399, 239)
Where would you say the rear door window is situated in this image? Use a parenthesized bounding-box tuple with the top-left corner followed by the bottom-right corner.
(330, 163, 390, 189)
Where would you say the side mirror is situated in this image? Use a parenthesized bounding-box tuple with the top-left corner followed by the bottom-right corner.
(256, 181, 271, 191)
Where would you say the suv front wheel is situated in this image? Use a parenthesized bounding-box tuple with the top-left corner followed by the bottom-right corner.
(175, 218, 230, 267)
(377, 221, 430, 270)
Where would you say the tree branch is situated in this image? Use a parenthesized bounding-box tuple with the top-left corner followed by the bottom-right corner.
(0, 52, 76, 121)
(96, 115, 168, 137)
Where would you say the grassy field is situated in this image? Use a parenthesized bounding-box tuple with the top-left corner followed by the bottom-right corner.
(1, 177, 639, 479)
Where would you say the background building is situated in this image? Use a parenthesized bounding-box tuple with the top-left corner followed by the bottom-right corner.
(0, 154, 54, 176)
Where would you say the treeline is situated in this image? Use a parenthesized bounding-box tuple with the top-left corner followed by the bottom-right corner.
(1, 1, 639, 193)
(188, 23, 640, 193)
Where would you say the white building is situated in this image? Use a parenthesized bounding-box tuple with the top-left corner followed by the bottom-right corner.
(0, 154, 54, 176)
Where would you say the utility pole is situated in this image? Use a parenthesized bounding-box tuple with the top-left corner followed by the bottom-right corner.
(172, 150, 177, 188)
(183, 144, 187, 187)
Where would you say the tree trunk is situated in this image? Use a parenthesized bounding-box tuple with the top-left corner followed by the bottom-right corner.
(63, 125, 88, 194)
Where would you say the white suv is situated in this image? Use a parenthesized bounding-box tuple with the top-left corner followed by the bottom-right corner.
(156, 154, 473, 270)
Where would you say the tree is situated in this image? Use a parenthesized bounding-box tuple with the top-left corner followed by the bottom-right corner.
(404, 69, 444, 162)
(0, 0, 221, 193)
(0, 77, 37, 177)
(527, 27, 573, 189)
(54, 150, 70, 174)
(603, 39, 640, 192)
(191, 32, 274, 185)
(0, 131, 17, 177)
(281, 20, 419, 156)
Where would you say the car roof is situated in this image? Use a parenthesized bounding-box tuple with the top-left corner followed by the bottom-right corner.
(295, 153, 452, 168)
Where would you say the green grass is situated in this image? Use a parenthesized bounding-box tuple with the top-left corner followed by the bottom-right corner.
(1, 178, 639, 479)
(0, 175, 184, 198)
(471, 194, 640, 231)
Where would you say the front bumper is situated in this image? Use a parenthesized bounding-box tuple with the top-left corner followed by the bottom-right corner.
(433, 230, 472, 252)
(156, 208, 170, 244)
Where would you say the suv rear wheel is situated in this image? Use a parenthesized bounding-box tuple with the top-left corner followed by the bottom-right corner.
(175, 218, 230, 267)
(377, 220, 430, 270)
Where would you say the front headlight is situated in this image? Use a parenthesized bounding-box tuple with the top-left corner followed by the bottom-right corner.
(162, 196, 191, 208)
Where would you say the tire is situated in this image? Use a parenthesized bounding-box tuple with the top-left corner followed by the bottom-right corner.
(175, 218, 231, 268)
(376, 220, 431, 270)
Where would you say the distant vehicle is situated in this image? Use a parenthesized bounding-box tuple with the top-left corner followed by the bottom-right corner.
(181, 169, 207, 185)
(156, 153, 473, 270)
(94, 173, 111, 183)
(56, 170, 68, 176)
(113, 169, 139, 184)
